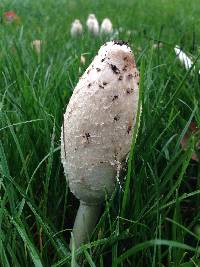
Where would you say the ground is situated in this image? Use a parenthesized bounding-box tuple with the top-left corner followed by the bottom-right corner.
(0, 0, 200, 266)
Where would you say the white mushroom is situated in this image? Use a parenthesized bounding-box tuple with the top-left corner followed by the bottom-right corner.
(100, 18, 113, 34)
(31, 40, 42, 54)
(86, 14, 99, 36)
(174, 45, 193, 70)
(71, 19, 83, 37)
(61, 40, 140, 249)
(174, 46, 200, 74)
(80, 54, 86, 65)
(153, 42, 163, 49)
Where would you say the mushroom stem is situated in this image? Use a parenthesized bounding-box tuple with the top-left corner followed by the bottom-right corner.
(70, 201, 102, 249)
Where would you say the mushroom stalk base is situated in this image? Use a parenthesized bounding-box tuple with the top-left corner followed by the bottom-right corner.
(70, 201, 101, 249)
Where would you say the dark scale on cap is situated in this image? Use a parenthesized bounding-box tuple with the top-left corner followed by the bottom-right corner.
(99, 84, 104, 89)
(88, 83, 92, 88)
(114, 150, 119, 160)
(127, 74, 133, 79)
(112, 95, 118, 101)
(85, 132, 90, 138)
(123, 65, 128, 72)
(126, 88, 134, 94)
(87, 69, 90, 74)
(96, 68, 101, 72)
(103, 81, 108, 86)
(127, 125, 132, 134)
(114, 114, 120, 121)
(83, 132, 91, 143)
(113, 40, 129, 46)
(110, 64, 120, 74)
(134, 72, 139, 78)
(118, 75, 123, 81)
(101, 58, 105, 62)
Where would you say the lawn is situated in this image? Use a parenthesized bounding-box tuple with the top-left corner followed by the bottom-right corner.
(0, 0, 200, 266)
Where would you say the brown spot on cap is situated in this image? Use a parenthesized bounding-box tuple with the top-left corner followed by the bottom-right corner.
(96, 68, 101, 72)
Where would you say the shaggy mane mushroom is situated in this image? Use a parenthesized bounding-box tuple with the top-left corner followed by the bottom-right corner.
(61, 40, 140, 249)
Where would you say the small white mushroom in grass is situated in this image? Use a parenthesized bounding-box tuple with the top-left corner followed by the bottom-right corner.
(80, 54, 86, 65)
(174, 45, 193, 70)
(61, 40, 140, 249)
(174, 46, 200, 74)
(71, 19, 83, 37)
(86, 14, 99, 35)
(31, 40, 42, 54)
(100, 18, 113, 34)
(153, 42, 163, 49)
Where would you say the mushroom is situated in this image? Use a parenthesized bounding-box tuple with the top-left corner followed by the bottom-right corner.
(31, 40, 42, 54)
(100, 18, 113, 34)
(61, 40, 140, 249)
(174, 45, 193, 71)
(70, 19, 83, 37)
(80, 54, 86, 65)
(152, 42, 163, 49)
(3, 11, 20, 24)
(174, 46, 200, 74)
(86, 14, 99, 36)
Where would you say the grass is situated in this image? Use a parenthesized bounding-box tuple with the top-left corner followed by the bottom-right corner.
(0, 0, 200, 266)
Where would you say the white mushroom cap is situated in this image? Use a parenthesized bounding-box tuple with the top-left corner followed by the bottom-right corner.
(86, 14, 99, 35)
(70, 19, 83, 37)
(61, 40, 139, 204)
(88, 14, 96, 19)
(100, 18, 113, 34)
(31, 40, 42, 54)
(174, 45, 193, 70)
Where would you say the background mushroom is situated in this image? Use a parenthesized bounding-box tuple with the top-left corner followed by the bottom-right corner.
(174, 45, 196, 72)
(61, 40, 140, 249)
(86, 14, 99, 35)
(71, 19, 83, 37)
(31, 40, 42, 54)
(100, 18, 113, 34)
